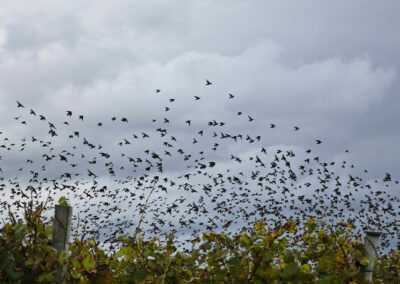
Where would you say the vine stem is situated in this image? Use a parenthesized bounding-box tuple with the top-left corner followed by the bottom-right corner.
(161, 255, 173, 284)
(135, 178, 158, 236)
(326, 222, 351, 269)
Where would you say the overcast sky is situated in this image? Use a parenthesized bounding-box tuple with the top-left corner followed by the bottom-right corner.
(0, 1, 399, 246)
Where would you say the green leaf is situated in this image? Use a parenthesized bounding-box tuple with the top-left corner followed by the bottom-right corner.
(302, 263, 311, 273)
(88, 239, 96, 247)
(82, 255, 96, 271)
(214, 248, 228, 261)
(115, 246, 128, 258)
(58, 196, 68, 206)
(13, 223, 25, 239)
(129, 270, 150, 281)
(199, 242, 212, 251)
(282, 263, 299, 279)
(7, 268, 24, 280)
(157, 255, 170, 265)
(144, 248, 153, 257)
(38, 271, 56, 282)
(58, 250, 66, 265)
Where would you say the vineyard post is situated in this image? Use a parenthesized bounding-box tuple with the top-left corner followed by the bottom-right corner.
(362, 230, 381, 282)
(52, 205, 73, 282)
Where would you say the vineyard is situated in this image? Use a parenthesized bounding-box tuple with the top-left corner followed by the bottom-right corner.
(1, 199, 399, 283)
(1, 6, 400, 283)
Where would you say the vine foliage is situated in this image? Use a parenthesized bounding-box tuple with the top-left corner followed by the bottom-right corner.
(0, 202, 399, 283)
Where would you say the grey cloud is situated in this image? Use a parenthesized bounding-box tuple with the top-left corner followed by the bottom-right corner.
(0, 0, 399, 250)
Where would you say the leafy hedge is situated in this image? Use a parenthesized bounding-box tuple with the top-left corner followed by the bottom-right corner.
(0, 202, 399, 283)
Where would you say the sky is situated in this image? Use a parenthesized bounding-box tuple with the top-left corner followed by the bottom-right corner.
(0, 0, 399, 249)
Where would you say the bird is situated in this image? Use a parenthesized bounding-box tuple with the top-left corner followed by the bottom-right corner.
(270, 124, 275, 128)
(228, 94, 234, 99)
(156, 89, 161, 93)
(1, 77, 398, 256)
(315, 140, 322, 144)
(194, 96, 200, 100)
(206, 79, 212, 86)
(17, 101, 24, 108)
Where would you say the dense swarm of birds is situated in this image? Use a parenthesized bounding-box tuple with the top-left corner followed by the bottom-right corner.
(1, 79, 399, 253)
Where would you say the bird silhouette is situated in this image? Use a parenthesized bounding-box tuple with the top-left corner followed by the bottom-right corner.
(17, 101, 24, 108)
(1, 78, 398, 254)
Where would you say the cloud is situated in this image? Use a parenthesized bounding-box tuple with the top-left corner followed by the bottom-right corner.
(0, 0, 399, 250)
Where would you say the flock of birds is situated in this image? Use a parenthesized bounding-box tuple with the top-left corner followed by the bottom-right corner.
(0, 79, 399, 253)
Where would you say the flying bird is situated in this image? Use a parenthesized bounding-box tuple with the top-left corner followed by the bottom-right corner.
(206, 79, 212, 86)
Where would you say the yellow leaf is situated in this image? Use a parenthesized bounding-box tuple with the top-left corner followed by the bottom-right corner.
(359, 256, 370, 266)
(301, 263, 311, 273)
(249, 262, 254, 271)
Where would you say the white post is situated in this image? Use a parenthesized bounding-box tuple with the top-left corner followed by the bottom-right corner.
(52, 205, 72, 282)
(362, 230, 381, 282)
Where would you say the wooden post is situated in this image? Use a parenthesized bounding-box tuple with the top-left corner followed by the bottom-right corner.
(362, 230, 381, 282)
(52, 205, 72, 282)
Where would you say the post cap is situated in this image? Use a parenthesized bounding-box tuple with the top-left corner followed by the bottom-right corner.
(364, 230, 382, 237)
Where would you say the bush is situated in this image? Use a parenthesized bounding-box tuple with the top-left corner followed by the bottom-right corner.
(1, 203, 399, 283)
